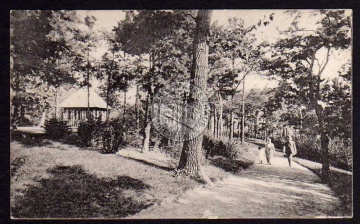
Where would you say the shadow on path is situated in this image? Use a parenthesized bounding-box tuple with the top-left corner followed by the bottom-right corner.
(120, 156, 174, 172)
(11, 165, 154, 218)
(209, 156, 253, 174)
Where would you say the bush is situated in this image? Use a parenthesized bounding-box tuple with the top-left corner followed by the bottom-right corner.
(96, 119, 125, 154)
(203, 132, 248, 160)
(44, 118, 71, 140)
(329, 137, 352, 171)
(125, 131, 143, 148)
(295, 135, 322, 160)
(77, 118, 102, 147)
(64, 133, 81, 146)
(12, 116, 33, 127)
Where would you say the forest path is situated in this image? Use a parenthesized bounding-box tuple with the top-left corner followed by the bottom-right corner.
(129, 151, 343, 218)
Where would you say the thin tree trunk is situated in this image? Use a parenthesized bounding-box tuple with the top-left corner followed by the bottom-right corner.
(123, 90, 127, 124)
(87, 48, 90, 120)
(213, 106, 217, 137)
(20, 104, 25, 119)
(54, 87, 58, 119)
(238, 118, 241, 140)
(141, 91, 151, 153)
(105, 72, 110, 122)
(219, 93, 223, 138)
(106, 51, 115, 122)
(265, 117, 268, 141)
(208, 104, 213, 131)
(241, 76, 245, 143)
(229, 111, 234, 140)
(178, 10, 213, 185)
(122, 89, 127, 141)
(135, 84, 140, 130)
(13, 102, 19, 120)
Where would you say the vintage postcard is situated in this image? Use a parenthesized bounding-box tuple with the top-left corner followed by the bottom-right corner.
(10, 9, 352, 219)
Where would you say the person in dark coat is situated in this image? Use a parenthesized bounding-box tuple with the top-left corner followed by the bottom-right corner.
(283, 135, 297, 167)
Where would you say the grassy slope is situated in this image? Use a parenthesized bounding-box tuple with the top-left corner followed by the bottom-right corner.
(10, 140, 232, 218)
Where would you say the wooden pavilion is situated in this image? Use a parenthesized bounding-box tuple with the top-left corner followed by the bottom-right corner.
(58, 88, 110, 129)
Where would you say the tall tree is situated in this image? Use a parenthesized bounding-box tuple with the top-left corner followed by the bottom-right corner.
(263, 10, 351, 181)
(208, 17, 269, 141)
(177, 10, 213, 184)
(11, 10, 79, 122)
(72, 15, 98, 119)
(114, 10, 194, 153)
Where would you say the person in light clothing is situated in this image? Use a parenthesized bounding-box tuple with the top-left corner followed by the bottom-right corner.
(265, 137, 275, 165)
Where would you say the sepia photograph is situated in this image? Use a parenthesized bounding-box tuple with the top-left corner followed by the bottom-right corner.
(10, 9, 352, 218)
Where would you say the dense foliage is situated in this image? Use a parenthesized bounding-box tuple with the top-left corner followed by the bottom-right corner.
(44, 118, 71, 140)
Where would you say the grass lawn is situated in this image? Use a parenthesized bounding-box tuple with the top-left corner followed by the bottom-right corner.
(10, 138, 233, 218)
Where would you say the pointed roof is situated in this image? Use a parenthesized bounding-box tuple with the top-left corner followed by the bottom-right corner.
(58, 88, 110, 109)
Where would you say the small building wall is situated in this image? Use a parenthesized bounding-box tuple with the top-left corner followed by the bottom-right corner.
(61, 108, 108, 128)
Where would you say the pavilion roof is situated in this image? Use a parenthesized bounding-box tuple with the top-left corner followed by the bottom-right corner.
(58, 88, 110, 109)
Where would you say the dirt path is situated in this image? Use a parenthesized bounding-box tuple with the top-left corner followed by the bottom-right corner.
(129, 151, 343, 218)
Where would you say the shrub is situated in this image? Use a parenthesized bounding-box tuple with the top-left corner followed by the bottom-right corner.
(202, 133, 220, 159)
(329, 137, 352, 171)
(125, 131, 143, 148)
(12, 116, 32, 127)
(96, 119, 125, 154)
(77, 118, 102, 147)
(223, 140, 247, 160)
(295, 134, 321, 160)
(203, 132, 248, 160)
(64, 133, 81, 146)
(44, 118, 71, 140)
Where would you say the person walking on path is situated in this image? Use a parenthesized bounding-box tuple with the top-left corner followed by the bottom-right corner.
(265, 137, 275, 165)
(283, 135, 297, 167)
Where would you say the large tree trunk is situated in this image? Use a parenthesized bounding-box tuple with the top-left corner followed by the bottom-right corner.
(178, 10, 213, 185)
(314, 103, 330, 182)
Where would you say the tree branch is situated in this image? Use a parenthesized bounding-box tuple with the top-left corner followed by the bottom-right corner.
(317, 47, 331, 77)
